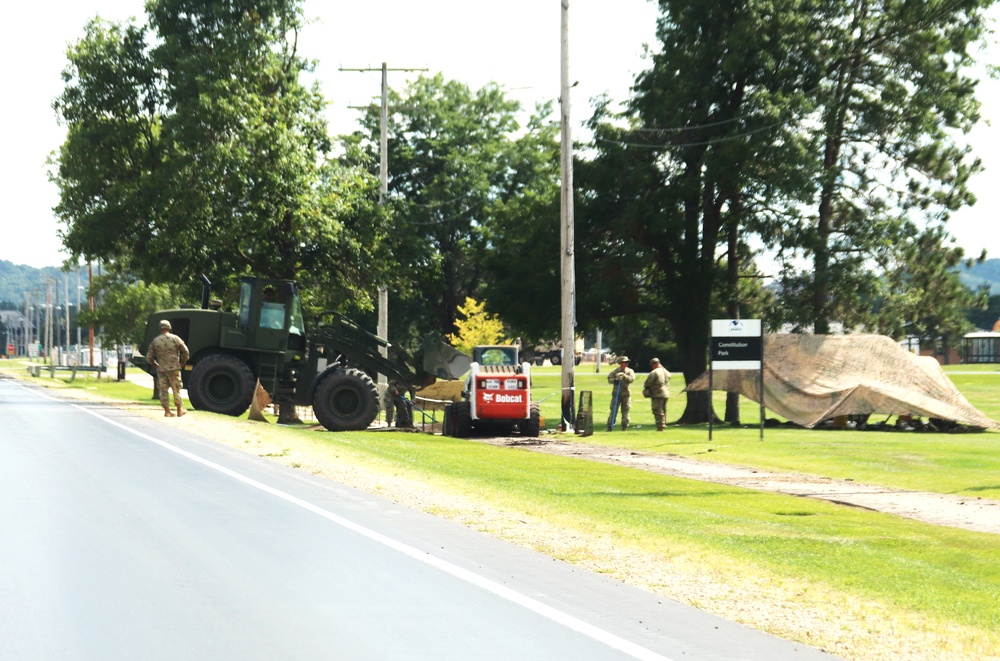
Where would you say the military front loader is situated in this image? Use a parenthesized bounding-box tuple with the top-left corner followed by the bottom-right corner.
(131, 276, 469, 432)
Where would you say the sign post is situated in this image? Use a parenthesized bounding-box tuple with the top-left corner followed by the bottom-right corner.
(709, 319, 764, 440)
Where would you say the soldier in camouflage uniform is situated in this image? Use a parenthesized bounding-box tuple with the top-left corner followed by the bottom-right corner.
(146, 320, 190, 417)
(644, 357, 671, 431)
(382, 379, 412, 428)
(606, 356, 635, 431)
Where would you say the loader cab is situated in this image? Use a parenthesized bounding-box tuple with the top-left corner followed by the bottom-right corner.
(236, 277, 307, 353)
(472, 345, 519, 367)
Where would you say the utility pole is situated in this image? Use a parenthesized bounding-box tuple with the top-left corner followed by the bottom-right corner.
(45, 280, 53, 365)
(76, 267, 82, 351)
(559, 1, 577, 431)
(64, 274, 71, 361)
(341, 62, 427, 412)
(88, 261, 95, 367)
(23, 293, 30, 358)
(595, 329, 602, 374)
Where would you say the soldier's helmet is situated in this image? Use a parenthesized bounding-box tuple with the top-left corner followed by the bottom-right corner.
(159, 320, 172, 330)
(619, 355, 630, 363)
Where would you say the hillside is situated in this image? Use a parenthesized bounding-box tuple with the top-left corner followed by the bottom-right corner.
(958, 258, 1000, 295)
(5, 257, 1000, 306)
(0, 260, 89, 306)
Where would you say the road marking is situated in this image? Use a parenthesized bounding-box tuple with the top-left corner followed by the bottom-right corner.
(63, 399, 671, 661)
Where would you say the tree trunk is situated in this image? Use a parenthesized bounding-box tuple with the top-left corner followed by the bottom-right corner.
(725, 215, 741, 425)
(813, 4, 866, 335)
(674, 264, 717, 425)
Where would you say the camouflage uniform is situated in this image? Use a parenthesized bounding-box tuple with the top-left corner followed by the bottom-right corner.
(606, 358, 635, 431)
(146, 323, 190, 416)
(644, 358, 671, 431)
(383, 379, 411, 427)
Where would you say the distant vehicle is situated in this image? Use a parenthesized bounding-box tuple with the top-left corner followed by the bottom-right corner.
(522, 342, 582, 366)
(581, 348, 615, 363)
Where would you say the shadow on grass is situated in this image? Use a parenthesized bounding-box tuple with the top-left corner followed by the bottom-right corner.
(958, 484, 1000, 494)
(562, 488, 749, 499)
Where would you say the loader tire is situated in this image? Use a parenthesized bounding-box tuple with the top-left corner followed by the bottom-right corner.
(313, 368, 379, 432)
(519, 402, 541, 438)
(189, 353, 256, 416)
(452, 400, 472, 437)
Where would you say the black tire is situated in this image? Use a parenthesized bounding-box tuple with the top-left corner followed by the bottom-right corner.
(549, 353, 561, 366)
(312, 368, 379, 432)
(452, 400, 472, 437)
(189, 353, 256, 416)
(519, 402, 541, 438)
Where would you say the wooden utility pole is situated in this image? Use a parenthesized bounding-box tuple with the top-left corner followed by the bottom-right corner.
(559, 1, 577, 431)
(76, 267, 82, 350)
(64, 275, 70, 360)
(23, 293, 30, 357)
(595, 329, 602, 374)
(341, 62, 427, 410)
(88, 261, 95, 367)
(45, 280, 53, 365)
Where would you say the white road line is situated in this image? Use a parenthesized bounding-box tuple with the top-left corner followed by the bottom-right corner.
(61, 398, 671, 661)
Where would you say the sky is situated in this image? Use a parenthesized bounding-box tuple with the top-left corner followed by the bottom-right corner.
(2, 1, 998, 271)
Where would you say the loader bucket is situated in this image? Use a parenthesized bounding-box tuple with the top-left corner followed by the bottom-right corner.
(421, 335, 471, 381)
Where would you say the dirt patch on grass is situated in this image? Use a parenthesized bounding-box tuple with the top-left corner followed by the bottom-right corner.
(474, 436, 1000, 535)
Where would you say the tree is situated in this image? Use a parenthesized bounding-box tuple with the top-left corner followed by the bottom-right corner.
(345, 74, 561, 339)
(967, 293, 1000, 331)
(52, 0, 390, 315)
(875, 226, 987, 361)
(479, 108, 562, 344)
(446, 297, 508, 355)
(577, 1, 817, 423)
(76, 270, 177, 349)
(776, 0, 993, 334)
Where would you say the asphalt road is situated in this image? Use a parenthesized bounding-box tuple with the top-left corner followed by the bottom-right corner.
(0, 376, 839, 660)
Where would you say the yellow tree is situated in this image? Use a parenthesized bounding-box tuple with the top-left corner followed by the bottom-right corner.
(447, 297, 507, 355)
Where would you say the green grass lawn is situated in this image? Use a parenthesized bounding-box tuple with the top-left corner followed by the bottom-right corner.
(530, 365, 1000, 498)
(319, 430, 1000, 634)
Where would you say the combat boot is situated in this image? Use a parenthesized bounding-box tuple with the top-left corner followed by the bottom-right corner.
(176, 405, 186, 417)
(164, 408, 175, 417)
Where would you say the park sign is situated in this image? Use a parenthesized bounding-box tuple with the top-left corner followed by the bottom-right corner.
(711, 319, 762, 369)
(709, 319, 764, 440)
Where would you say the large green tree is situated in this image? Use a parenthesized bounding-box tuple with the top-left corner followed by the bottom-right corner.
(53, 0, 389, 314)
(345, 74, 561, 340)
(777, 0, 993, 334)
(77, 269, 177, 349)
(577, 0, 817, 422)
(878, 226, 987, 359)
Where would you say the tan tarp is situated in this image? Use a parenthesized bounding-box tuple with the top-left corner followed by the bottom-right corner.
(248, 380, 273, 422)
(686, 334, 999, 430)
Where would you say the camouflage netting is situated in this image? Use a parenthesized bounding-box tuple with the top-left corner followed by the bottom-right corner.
(686, 334, 1000, 430)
